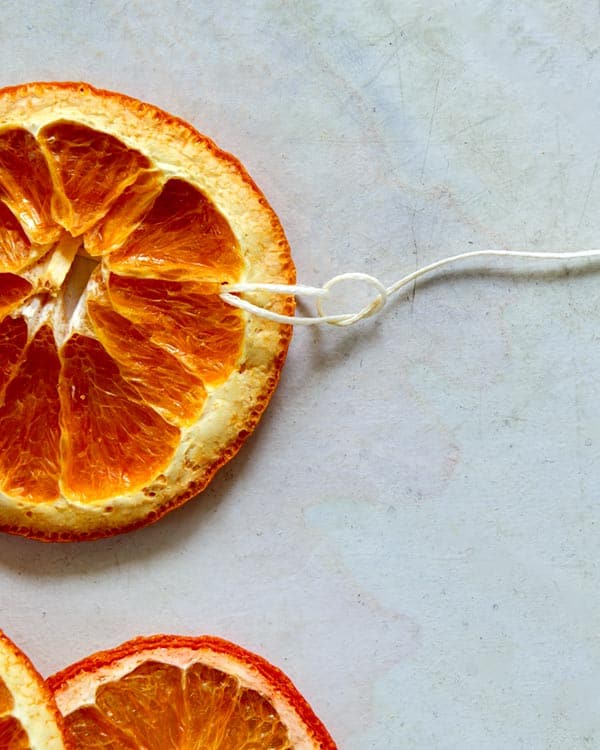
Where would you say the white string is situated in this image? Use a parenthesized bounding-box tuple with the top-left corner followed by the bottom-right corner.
(220, 248, 600, 327)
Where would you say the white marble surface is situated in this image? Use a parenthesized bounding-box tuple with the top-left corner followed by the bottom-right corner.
(3, 2, 600, 748)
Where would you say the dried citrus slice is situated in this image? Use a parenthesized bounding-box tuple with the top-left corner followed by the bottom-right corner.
(0, 82, 294, 541)
(48, 635, 337, 750)
(0, 629, 66, 749)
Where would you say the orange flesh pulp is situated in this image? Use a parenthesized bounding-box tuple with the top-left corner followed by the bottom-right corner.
(0, 677, 30, 750)
(0, 314, 28, 398)
(0, 275, 33, 319)
(59, 335, 181, 502)
(84, 170, 164, 257)
(0, 326, 61, 502)
(37, 122, 153, 237)
(0, 677, 13, 713)
(0, 202, 47, 274)
(87, 298, 208, 427)
(108, 178, 242, 282)
(0, 128, 61, 245)
(107, 275, 245, 386)
(0, 717, 30, 750)
(63, 661, 292, 750)
(0, 118, 245, 505)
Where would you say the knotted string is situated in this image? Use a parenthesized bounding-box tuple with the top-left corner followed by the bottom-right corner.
(220, 249, 600, 327)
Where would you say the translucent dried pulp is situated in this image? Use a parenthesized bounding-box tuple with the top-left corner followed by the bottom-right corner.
(48, 635, 337, 750)
(0, 82, 294, 541)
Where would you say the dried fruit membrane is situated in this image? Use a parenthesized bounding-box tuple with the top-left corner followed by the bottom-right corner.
(0, 82, 295, 540)
(48, 635, 338, 750)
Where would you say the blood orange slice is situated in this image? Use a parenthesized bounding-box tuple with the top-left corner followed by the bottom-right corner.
(48, 635, 337, 750)
(0, 82, 294, 541)
(0, 629, 66, 749)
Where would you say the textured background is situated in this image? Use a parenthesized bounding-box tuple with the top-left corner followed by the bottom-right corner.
(2, 2, 600, 748)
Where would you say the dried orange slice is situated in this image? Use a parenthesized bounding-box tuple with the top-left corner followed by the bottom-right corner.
(0, 82, 294, 541)
(0, 628, 66, 749)
(48, 634, 337, 750)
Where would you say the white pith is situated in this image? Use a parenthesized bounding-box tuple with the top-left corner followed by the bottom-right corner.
(18, 238, 98, 343)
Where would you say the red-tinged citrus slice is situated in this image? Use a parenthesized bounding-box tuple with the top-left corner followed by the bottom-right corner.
(48, 635, 337, 750)
(0, 629, 66, 749)
(0, 81, 294, 541)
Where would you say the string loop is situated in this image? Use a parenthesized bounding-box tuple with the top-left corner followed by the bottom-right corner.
(316, 273, 388, 326)
(220, 248, 600, 327)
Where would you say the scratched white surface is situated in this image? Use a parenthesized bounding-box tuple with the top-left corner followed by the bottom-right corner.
(2, 2, 600, 748)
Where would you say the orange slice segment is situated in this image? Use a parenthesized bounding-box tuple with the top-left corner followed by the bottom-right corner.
(108, 274, 245, 386)
(0, 275, 32, 320)
(38, 121, 153, 237)
(0, 82, 294, 541)
(0, 128, 62, 245)
(0, 325, 61, 502)
(59, 334, 180, 502)
(48, 635, 337, 750)
(0, 629, 66, 750)
(0, 202, 49, 273)
(87, 294, 208, 427)
(0, 315, 27, 398)
(0, 714, 28, 749)
(107, 179, 243, 282)
(84, 169, 164, 256)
